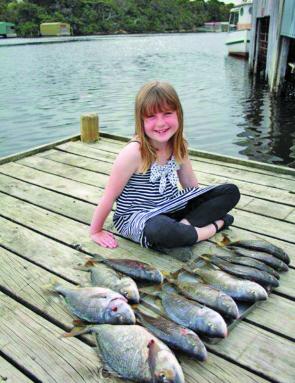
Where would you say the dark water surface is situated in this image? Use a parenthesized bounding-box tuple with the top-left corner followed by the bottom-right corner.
(0, 33, 294, 166)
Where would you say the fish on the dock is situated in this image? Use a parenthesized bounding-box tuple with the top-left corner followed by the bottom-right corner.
(167, 277, 239, 319)
(202, 255, 279, 288)
(65, 324, 185, 383)
(135, 310, 207, 361)
(185, 263, 268, 302)
(91, 254, 164, 283)
(228, 246, 289, 272)
(49, 283, 135, 324)
(148, 290, 228, 338)
(214, 254, 280, 279)
(78, 260, 140, 303)
(228, 239, 290, 265)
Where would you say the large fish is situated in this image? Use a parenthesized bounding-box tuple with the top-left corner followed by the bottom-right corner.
(168, 278, 239, 319)
(214, 254, 280, 279)
(65, 324, 185, 383)
(150, 290, 228, 338)
(202, 255, 279, 288)
(92, 254, 164, 283)
(228, 246, 289, 272)
(135, 310, 207, 361)
(79, 261, 140, 303)
(186, 263, 268, 302)
(49, 283, 135, 324)
(228, 239, 290, 265)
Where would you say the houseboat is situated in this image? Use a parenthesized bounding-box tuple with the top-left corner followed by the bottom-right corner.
(226, 0, 253, 57)
(0, 22, 17, 38)
(40, 22, 71, 37)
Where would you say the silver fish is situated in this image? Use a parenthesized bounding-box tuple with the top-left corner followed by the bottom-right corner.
(228, 239, 290, 265)
(66, 324, 185, 383)
(229, 246, 289, 272)
(79, 261, 140, 303)
(169, 277, 239, 319)
(92, 254, 164, 283)
(156, 290, 228, 338)
(203, 255, 279, 288)
(215, 254, 280, 279)
(50, 283, 135, 324)
(189, 263, 268, 302)
(135, 310, 207, 361)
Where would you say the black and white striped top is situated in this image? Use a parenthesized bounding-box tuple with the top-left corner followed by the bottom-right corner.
(113, 157, 217, 247)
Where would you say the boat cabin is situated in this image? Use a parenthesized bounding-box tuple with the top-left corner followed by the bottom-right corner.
(228, 0, 252, 32)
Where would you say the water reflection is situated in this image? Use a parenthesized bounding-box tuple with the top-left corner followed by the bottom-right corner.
(0, 33, 294, 166)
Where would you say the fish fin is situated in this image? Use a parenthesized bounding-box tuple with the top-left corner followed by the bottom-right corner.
(99, 364, 123, 379)
(74, 258, 97, 271)
(61, 325, 92, 338)
(89, 253, 104, 263)
(162, 271, 171, 278)
(72, 318, 88, 326)
(41, 277, 60, 294)
(216, 233, 231, 247)
(199, 254, 212, 262)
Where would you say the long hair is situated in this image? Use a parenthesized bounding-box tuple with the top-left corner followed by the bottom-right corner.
(134, 81, 187, 173)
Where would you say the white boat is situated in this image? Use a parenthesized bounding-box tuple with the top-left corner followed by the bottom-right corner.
(225, 0, 252, 58)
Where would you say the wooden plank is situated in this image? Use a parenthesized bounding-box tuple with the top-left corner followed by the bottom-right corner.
(38, 149, 295, 221)
(55, 142, 295, 207)
(0, 134, 80, 165)
(0, 193, 183, 273)
(0, 247, 88, 326)
(0, 169, 294, 266)
(0, 357, 33, 383)
(98, 137, 295, 189)
(5, 157, 295, 243)
(0, 293, 121, 383)
(60, 139, 295, 189)
(244, 294, 295, 339)
(94, 136, 295, 178)
(208, 321, 295, 383)
(285, 208, 295, 224)
(0, 236, 268, 383)
(0, 162, 101, 202)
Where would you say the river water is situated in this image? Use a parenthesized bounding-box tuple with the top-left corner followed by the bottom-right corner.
(0, 33, 294, 166)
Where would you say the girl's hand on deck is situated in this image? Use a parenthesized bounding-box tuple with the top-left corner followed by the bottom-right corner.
(91, 231, 118, 248)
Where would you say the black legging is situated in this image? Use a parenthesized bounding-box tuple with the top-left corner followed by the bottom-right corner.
(143, 183, 240, 249)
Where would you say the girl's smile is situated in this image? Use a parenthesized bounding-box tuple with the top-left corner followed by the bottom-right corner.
(143, 110, 179, 145)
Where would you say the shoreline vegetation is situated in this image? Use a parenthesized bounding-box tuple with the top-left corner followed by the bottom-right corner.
(0, 0, 233, 38)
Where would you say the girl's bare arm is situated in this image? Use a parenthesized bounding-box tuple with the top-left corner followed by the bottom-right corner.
(177, 156, 199, 189)
(90, 142, 141, 248)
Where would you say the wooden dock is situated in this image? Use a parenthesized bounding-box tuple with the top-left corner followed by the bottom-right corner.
(0, 133, 294, 383)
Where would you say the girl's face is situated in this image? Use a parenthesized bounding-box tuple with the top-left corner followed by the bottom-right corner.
(143, 109, 179, 146)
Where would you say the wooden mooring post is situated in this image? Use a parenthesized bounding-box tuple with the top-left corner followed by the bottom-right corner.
(80, 113, 99, 143)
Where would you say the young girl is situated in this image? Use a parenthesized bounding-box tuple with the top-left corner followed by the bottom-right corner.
(90, 81, 240, 252)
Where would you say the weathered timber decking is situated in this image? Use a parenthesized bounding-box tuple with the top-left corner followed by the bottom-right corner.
(0, 133, 294, 383)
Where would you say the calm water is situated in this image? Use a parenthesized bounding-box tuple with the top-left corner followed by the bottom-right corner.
(0, 33, 294, 166)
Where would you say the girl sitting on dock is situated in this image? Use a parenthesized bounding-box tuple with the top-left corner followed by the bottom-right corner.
(90, 81, 240, 254)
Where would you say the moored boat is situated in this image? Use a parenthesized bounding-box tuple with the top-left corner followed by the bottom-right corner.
(226, 0, 252, 58)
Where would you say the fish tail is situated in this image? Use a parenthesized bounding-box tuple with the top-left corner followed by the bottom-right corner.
(42, 277, 63, 294)
(61, 325, 94, 338)
(74, 258, 96, 271)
